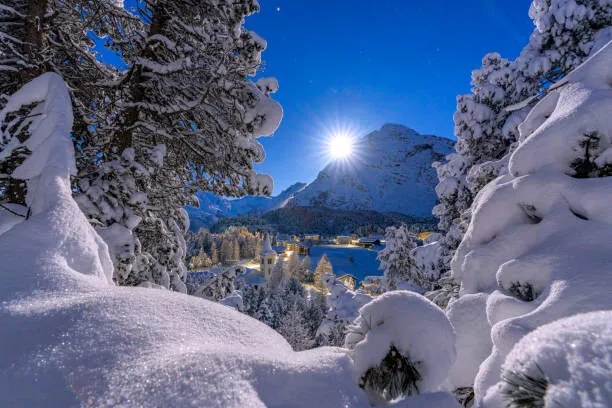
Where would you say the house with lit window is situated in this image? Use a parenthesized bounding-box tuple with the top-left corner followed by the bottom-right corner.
(335, 235, 353, 245)
(304, 234, 320, 244)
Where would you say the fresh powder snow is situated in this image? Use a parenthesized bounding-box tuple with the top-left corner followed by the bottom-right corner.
(0, 73, 459, 408)
(451, 41, 612, 406)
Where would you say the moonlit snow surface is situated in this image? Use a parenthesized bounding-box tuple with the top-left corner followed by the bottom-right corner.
(0, 73, 459, 408)
(0, 74, 363, 407)
(492, 311, 612, 408)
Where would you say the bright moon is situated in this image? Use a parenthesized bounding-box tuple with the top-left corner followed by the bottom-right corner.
(328, 134, 354, 159)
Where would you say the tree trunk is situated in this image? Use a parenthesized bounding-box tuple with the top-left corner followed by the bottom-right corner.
(111, 5, 169, 154)
(24, 0, 49, 81)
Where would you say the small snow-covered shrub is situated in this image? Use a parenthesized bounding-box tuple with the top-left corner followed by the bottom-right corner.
(505, 281, 539, 302)
(359, 344, 421, 401)
(490, 311, 612, 408)
(500, 366, 548, 408)
(345, 291, 455, 403)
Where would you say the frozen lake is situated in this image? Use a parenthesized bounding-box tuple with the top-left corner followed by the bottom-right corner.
(306, 245, 383, 283)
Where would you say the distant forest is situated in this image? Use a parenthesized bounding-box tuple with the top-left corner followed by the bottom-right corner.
(210, 206, 437, 235)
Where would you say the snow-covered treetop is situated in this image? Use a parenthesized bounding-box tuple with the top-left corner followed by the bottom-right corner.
(0, 73, 114, 284)
(0, 73, 76, 214)
(520, 0, 612, 81)
(345, 291, 456, 395)
(493, 311, 612, 407)
(511, 39, 611, 177)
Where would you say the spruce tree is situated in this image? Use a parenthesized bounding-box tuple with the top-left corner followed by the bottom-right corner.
(426, 0, 611, 305)
(0, 0, 135, 205)
(297, 256, 312, 282)
(277, 303, 314, 351)
(210, 242, 219, 266)
(269, 258, 286, 290)
(313, 254, 333, 293)
(76, 0, 282, 290)
(377, 224, 423, 290)
(285, 251, 300, 279)
(232, 239, 241, 262)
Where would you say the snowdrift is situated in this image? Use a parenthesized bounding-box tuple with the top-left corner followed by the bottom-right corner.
(450, 41, 612, 406)
(491, 311, 612, 407)
(0, 74, 458, 407)
(0, 73, 365, 407)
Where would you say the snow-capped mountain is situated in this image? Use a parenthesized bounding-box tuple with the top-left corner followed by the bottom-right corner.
(187, 124, 453, 230)
(187, 182, 307, 230)
(290, 124, 453, 217)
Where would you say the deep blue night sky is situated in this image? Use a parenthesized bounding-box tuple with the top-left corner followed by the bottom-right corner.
(246, 0, 535, 193)
(95, 0, 535, 194)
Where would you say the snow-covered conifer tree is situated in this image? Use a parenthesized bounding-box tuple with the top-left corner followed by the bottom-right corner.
(269, 257, 286, 290)
(285, 251, 300, 278)
(297, 255, 311, 282)
(254, 296, 276, 327)
(313, 254, 333, 292)
(428, 55, 538, 295)
(425, 0, 611, 307)
(451, 42, 612, 405)
(210, 242, 219, 266)
(519, 0, 612, 84)
(0, 0, 135, 205)
(77, 0, 282, 289)
(377, 224, 423, 290)
(304, 290, 328, 337)
(277, 303, 314, 351)
(232, 239, 241, 262)
(220, 239, 232, 264)
(316, 273, 373, 347)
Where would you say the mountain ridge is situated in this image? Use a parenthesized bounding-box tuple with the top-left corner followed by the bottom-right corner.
(289, 124, 453, 216)
(187, 124, 453, 230)
(187, 182, 307, 231)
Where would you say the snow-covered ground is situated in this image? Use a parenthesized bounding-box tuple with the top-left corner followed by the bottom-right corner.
(0, 73, 460, 408)
(0, 73, 356, 407)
